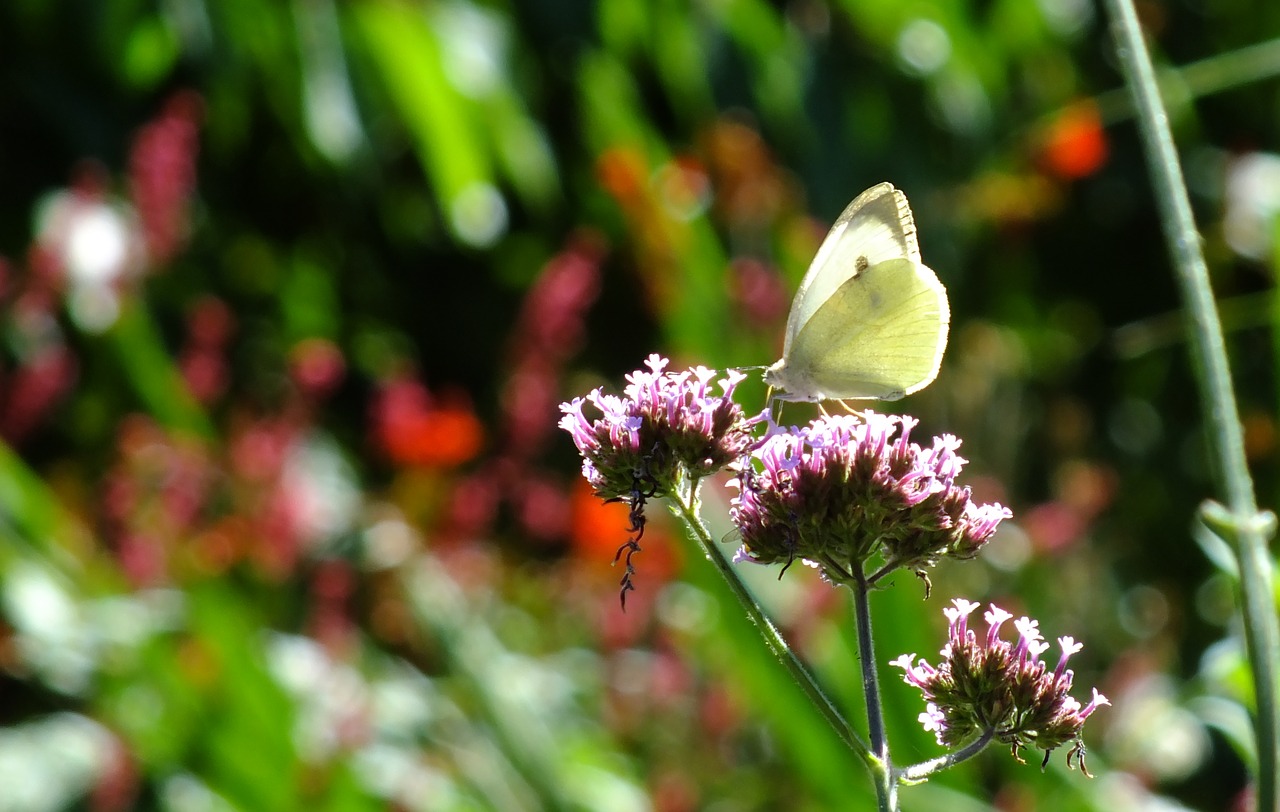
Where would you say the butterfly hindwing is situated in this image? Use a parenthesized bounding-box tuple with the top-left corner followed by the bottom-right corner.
(782, 258, 949, 400)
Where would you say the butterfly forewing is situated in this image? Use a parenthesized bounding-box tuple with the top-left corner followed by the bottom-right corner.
(783, 183, 919, 353)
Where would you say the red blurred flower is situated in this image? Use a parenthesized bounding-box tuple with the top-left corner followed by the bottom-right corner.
(179, 298, 234, 404)
(0, 340, 76, 443)
(102, 416, 216, 585)
(699, 117, 792, 228)
(1023, 459, 1116, 554)
(308, 559, 357, 656)
(89, 732, 139, 812)
(1036, 100, 1108, 180)
(568, 478, 681, 591)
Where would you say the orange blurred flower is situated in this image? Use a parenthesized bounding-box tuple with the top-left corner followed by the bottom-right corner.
(569, 478, 680, 578)
(372, 377, 484, 468)
(596, 146, 648, 203)
(569, 477, 634, 562)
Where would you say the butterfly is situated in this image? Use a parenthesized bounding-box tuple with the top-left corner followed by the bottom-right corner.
(763, 182, 950, 402)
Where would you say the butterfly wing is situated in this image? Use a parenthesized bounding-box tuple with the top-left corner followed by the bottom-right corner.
(781, 257, 949, 400)
(781, 182, 919, 355)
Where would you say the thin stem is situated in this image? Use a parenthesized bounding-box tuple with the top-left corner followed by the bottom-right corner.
(849, 567, 895, 811)
(668, 480, 871, 768)
(1103, 2, 1280, 809)
(897, 729, 995, 784)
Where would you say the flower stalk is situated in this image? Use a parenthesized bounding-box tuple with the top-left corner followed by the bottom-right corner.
(850, 567, 895, 809)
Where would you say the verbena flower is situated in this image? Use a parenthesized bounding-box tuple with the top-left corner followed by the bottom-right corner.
(559, 354, 761, 500)
(892, 599, 1110, 774)
(729, 412, 1010, 585)
(559, 354, 761, 604)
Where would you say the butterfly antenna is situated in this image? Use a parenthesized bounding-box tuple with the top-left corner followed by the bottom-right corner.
(728, 363, 769, 379)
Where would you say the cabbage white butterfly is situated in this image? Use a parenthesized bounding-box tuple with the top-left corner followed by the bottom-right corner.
(763, 182, 950, 402)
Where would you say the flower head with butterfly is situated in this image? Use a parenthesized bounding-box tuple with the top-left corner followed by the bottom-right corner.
(729, 412, 1010, 592)
(558, 183, 1103, 793)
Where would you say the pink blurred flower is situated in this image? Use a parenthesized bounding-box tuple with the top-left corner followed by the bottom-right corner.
(503, 232, 604, 458)
(128, 90, 203, 267)
(289, 337, 346, 399)
(728, 257, 788, 326)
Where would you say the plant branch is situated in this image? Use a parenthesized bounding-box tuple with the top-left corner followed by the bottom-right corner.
(1095, 36, 1280, 125)
(896, 728, 995, 784)
(1103, 2, 1280, 808)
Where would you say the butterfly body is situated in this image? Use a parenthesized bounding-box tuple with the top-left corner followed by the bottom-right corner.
(764, 183, 950, 402)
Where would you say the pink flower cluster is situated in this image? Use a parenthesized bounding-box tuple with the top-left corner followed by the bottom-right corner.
(560, 355, 761, 500)
(892, 599, 1109, 772)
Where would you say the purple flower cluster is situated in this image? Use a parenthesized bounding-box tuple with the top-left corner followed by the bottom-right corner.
(559, 354, 762, 500)
(892, 599, 1109, 773)
(728, 412, 1010, 584)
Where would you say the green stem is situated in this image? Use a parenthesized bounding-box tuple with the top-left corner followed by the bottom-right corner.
(850, 568, 895, 811)
(0, 439, 90, 579)
(668, 481, 870, 768)
(108, 301, 214, 440)
(1103, 2, 1280, 809)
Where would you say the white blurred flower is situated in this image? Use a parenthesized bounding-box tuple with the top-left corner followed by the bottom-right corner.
(897, 18, 951, 77)
(0, 714, 114, 812)
(432, 0, 509, 99)
(1038, 0, 1094, 37)
(160, 773, 237, 812)
(3, 563, 95, 695)
(265, 632, 370, 761)
(449, 181, 508, 248)
(281, 431, 361, 549)
(33, 189, 144, 332)
(3, 562, 185, 696)
(1105, 672, 1210, 781)
(1092, 772, 1199, 812)
(1223, 151, 1280, 261)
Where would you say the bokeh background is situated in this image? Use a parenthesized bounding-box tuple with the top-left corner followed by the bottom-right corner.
(2, 1, 1279, 810)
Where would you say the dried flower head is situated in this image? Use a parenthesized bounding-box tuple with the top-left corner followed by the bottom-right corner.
(559, 354, 761, 604)
(892, 599, 1110, 774)
(729, 412, 1009, 587)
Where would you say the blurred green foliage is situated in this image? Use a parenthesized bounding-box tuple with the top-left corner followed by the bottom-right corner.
(1, 0, 1280, 809)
